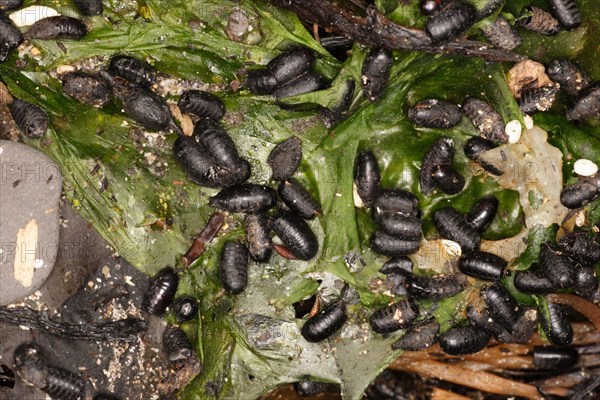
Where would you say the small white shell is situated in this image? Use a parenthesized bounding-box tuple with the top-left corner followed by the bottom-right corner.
(575, 210, 586, 227)
(352, 182, 365, 208)
(441, 239, 462, 257)
(574, 159, 598, 177)
(523, 114, 534, 129)
(505, 120, 522, 143)
(56, 65, 76, 75)
(9, 6, 60, 28)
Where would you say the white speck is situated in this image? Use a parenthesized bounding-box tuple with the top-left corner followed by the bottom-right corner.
(441, 239, 462, 256)
(575, 210, 586, 227)
(10, 6, 60, 27)
(0, 148, 3, 155)
(574, 159, 598, 177)
(334, 192, 342, 197)
(34, 259, 44, 269)
(124, 276, 135, 286)
(19, 325, 30, 330)
(56, 65, 76, 75)
(353, 183, 365, 208)
(523, 114, 534, 129)
(505, 120, 522, 143)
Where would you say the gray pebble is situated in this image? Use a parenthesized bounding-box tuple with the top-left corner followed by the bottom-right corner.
(0, 140, 62, 305)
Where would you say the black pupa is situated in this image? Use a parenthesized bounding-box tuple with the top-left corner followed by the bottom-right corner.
(462, 97, 507, 143)
(380, 256, 413, 276)
(482, 283, 520, 330)
(209, 184, 277, 214)
(431, 164, 465, 195)
(44, 367, 86, 400)
(178, 90, 225, 121)
(101, 71, 181, 134)
(465, 196, 498, 232)
(573, 265, 599, 299)
(62, 72, 111, 107)
(481, 17, 522, 51)
(566, 84, 600, 122)
(539, 243, 575, 289)
(514, 271, 555, 294)
(391, 321, 440, 351)
(219, 242, 249, 295)
(301, 301, 347, 342)
(14, 343, 86, 400)
(377, 214, 422, 241)
(548, 0, 582, 30)
(519, 84, 559, 114)
(173, 136, 250, 188)
(0, 0, 22, 11)
(193, 119, 242, 170)
(278, 179, 322, 219)
(0, 15, 23, 62)
(459, 251, 507, 281)
(558, 231, 600, 266)
(244, 213, 272, 262)
(408, 100, 462, 129)
(354, 150, 380, 208)
(142, 267, 179, 317)
(420, 137, 455, 195)
(272, 212, 318, 261)
(370, 230, 421, 257)
(372, 189, 420, 221)
(163, 326, 193, 362)
(520, 7, 561, 35)
(439, 325, 491, 355)
(268, 47, 316, 85)
(172, 296, 198, 322)
(74, 0, 103, 16)
(25, 16, 88, 40)
(464, 137, 503, 176)
(370, 298, 419, 334)
(361, 47, 393, 102)
(532, 346, 578, 369)
(547, 59, 591, 96)
(433, 207, 481, 253)
(273, 71, 323, 100)
(10, 99, 49, 138)
(560, 174, 600, 208)
(108, 55, 156, 88)
(540, 300, 573, 346)
(425, 1, 477, 43)
(408, 273, 467, 300)
(268, 136, 302, 181)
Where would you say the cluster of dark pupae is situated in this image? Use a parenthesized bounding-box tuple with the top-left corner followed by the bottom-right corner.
(0, 0, 97, 62)
(286, 1, 600, 384)
(420, 0, 600, 121)
(420, 0, 581, 47)
(11, 268, 200, 400)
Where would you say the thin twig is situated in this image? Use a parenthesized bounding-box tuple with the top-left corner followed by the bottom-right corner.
(183, 212, 226, 266)
(0, 306, 146, 342)
(391, 359, 544, 399)
(270, 0, 525, 62)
